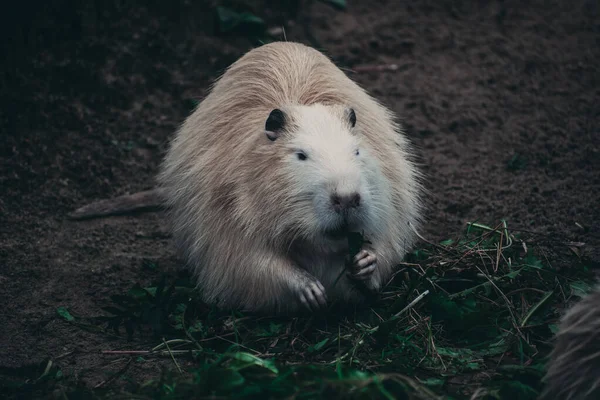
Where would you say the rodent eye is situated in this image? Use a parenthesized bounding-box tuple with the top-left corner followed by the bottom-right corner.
(355, 149, 360, 156)
(296, 152, 308, 161)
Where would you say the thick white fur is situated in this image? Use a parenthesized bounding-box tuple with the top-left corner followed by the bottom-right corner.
(158, 42, 422, 314)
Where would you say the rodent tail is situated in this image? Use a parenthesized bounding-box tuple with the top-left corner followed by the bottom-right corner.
(67, 188, 165, 220)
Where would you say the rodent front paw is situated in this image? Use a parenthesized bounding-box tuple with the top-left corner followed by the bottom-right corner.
(348, 249, 377, 281)
(294, 273, 328, 312)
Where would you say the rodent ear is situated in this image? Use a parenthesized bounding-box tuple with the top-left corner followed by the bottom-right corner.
(345, 107, 357, 129)
(265, 109, 286, 141)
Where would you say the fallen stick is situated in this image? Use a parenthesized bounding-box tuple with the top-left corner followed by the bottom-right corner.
(68, 188, 165, 220)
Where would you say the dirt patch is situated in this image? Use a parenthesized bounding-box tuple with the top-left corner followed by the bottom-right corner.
(1, 0, 599, 395)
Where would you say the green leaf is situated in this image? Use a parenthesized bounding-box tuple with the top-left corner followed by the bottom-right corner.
(520, 290, 553, 327)
(506, 268, 523, 279)
(347, 232, 364, 259)
(570, 280, 593, 298)
(436, 347, 461, 358)
(228, 352, 279, 375)
(188, 321, 205, 334)
(216, 7, 265, 34)
(319, 0, 347, 10)
(56, 306, 74, 321)
(466, 362, 482, 370)
(269, 322, 282, 334)
(343, 368, 371, 380)
(475, 336, 511, 357)
(523, 254, 544, 269)
(308, 338, 329, 353)
(421, 377, 445, 388)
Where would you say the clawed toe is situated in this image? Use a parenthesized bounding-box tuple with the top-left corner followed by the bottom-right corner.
(299, 281, 328, 312)
(350, 263, 376, 280)
(349, 250, 377, 281)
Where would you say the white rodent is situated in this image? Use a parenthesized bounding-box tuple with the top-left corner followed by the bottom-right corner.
(157, 41, 423, 314)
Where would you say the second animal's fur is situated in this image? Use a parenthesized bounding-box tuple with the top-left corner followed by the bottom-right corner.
(540, 285, 600, 400)
(158, 42, 422, 314)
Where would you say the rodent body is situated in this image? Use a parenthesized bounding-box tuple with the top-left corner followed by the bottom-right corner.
(541, 285, 600, 400)
(158, 42, 422, 314)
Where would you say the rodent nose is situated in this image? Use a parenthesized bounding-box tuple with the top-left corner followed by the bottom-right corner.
(331, 192, 361, 212)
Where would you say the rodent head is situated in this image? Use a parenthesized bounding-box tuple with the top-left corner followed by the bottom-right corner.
(264, 103, 387, 241)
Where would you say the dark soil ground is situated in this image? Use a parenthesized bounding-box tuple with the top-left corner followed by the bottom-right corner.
(1, 0, 599, 397)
